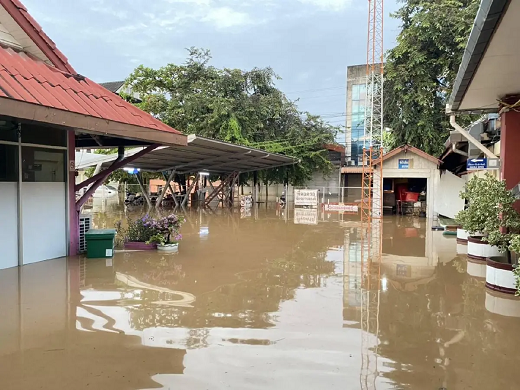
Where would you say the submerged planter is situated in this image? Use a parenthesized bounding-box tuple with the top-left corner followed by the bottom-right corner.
(467, 258, 486, 278)
(485, 290, 520, 317)
(486, 256, 517, 295)
(467, 236, 501, 261)
(456, 228, 469, 244)
(124, 241, 157, 251)
(157, 243, 179, 252)
(457, 243, 468, 255)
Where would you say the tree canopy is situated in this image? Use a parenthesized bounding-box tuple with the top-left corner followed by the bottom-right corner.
(125, 48, 338, 186)
(384, 0, 479, 156)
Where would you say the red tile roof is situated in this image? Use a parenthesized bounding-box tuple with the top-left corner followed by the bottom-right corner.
(1, 0, 75, 74)
(0, 46, 180, 135)
(379, 145, 441, 166)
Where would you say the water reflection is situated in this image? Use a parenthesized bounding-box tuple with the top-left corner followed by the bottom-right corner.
(2, 211, 520, 389)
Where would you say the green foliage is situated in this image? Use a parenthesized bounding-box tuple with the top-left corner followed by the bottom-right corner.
(457, 173, 520, 254)
(384, 0, 480, 156)
(455, 174, 495, 234)
(513, 263, 520, 296)
(120, 215, 158, 243)
(125, 48, 337, 186)
(146, 234, 166, 246)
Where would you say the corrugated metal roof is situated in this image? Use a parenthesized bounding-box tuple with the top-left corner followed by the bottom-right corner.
(98, 135, 298, 174)
(0, 46, 180, 135)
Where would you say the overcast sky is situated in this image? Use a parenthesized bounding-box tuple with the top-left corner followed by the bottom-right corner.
(26, 0, 401, 128)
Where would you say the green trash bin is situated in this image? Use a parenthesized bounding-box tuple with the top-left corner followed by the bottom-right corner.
(85, 229, 116, 259)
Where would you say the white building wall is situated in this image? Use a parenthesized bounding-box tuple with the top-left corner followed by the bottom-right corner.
(0, 183, 18, 269)
(378, 152, 439, 219)
(435, 171, 466, 219)
(22, 182, 67, 265)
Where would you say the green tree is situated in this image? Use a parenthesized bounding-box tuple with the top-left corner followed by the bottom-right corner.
(384, 0, 479, 156)
(125, 48, 338, 186)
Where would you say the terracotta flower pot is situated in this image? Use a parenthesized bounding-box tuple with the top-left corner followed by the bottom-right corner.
(467, 236, 501, 261)
(124, 241, 157, 251)
(486, 256, 517, 295)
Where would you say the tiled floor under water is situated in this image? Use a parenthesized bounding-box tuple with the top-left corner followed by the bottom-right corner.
(1, 205, 520, 389)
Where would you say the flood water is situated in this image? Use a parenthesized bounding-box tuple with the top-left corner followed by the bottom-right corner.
(1, 204, 520, 390)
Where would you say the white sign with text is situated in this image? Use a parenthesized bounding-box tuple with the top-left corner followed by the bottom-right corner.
(294, 189, 319, 207)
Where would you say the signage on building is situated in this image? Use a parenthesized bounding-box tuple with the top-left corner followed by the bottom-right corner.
(398, 159, 410, 169)
(294, 189, 319, 207)
(466, 158, 500, 171)
(294, 208, 318, 225)
(323, 203, 359, 214)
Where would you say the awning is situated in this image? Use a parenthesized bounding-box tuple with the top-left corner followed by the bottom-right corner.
(101, 135, 298, 174)
(448, 0, 515, 113)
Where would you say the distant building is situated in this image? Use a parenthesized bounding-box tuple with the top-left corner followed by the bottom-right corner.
(345, 64, 368, 166)
(100, 81, 142, 103)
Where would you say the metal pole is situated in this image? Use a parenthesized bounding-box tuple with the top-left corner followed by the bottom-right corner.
(182, 173, 198, 207)
(162, 172, 179, 208)
(136, 172, 152, 208)
(156, 170, 175, 208)
(17, 123, 23, 266)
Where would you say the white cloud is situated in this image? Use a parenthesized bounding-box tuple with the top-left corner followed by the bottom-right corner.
(298, 0, 353, 11)
(202, 7, 255, 29)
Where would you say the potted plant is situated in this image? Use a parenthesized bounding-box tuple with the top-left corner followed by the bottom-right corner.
(455, 175, 488, 244)
(118, 215, 160, 250)
(456, 174, 501, 260)
(148, 214, 184, 252)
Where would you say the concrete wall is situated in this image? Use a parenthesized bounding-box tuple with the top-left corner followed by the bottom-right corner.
(435, 171, 466, 219)
(254, 167, 341, 202)
(378, 152, 439, 219)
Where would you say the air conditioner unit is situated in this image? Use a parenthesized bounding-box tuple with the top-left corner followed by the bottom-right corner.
(347, 160, 356, 166)
(79, 214, 92, 253)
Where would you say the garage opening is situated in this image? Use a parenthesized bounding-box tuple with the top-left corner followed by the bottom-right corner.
(383, 177, 427, 216)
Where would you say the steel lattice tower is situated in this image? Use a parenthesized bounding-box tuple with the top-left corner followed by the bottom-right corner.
(360, 0, 384, 389)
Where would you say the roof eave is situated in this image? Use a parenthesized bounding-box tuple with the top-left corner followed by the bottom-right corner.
(0, 97, 187, 146)
(448, 0, 511, 113)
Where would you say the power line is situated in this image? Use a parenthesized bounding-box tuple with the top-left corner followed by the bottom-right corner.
(285, 86, 345, 94)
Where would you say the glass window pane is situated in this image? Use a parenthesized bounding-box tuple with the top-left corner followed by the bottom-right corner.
(352, 85, 360, 101)
(0, 120, 18, 142)
(22, 147, 66, 182)
(0, 144, 18, 182)
(22, 124, 67, 147)
(352, 101, 359, 114)
(359, 87, 366, 102)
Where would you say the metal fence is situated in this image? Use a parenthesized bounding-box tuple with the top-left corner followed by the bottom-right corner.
(292, 186, 362, 205)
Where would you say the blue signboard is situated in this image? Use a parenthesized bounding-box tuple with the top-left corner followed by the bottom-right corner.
(467, 158, 487, 170)
(398, 159, 410, 169)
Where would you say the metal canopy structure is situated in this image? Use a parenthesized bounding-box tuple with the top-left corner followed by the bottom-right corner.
(121, 135, 298, 174)
(87, 134, 298, 209)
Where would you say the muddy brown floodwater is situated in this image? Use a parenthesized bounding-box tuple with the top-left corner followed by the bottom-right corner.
(1, 204, 520, 390)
